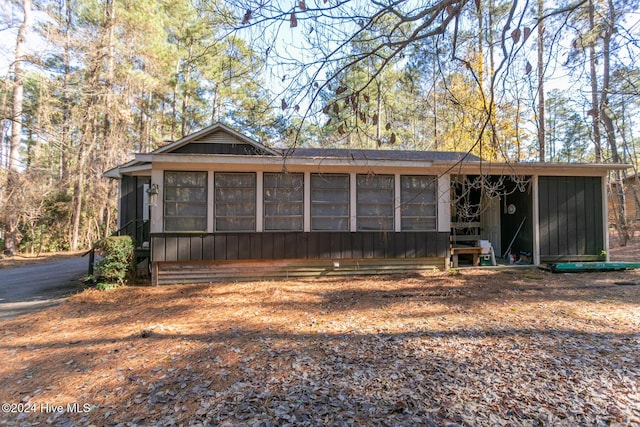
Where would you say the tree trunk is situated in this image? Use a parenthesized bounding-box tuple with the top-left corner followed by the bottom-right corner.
(3, 0, 33, 256)
(537, 0, 545, 162)
(70, 140, 86, 251)
(60, 0, 73, 184)
(375, 79, 382, 148)
(600, 0, 629, 246)
(588, 0, 602, 162)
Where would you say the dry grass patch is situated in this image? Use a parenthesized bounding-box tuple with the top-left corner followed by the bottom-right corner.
(1, 269, 639, 426)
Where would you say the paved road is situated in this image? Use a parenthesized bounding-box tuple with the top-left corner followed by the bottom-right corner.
(0, 257, 89, 320)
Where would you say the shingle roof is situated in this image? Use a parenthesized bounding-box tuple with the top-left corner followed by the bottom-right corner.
(280, 148, 481, 162)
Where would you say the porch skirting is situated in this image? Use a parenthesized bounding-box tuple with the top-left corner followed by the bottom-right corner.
(152, 258, 448, 285)
(150, 231, 450, 284)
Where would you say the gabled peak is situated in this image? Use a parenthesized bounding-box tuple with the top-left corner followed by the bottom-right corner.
(153, 123, 278, 156)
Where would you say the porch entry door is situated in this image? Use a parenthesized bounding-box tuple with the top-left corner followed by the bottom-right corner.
(480, 195, 501, 256)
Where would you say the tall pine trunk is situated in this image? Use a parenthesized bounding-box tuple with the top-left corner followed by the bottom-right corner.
(70, 0, 114, 250)
(59, 0, 73, 184)
(600, 0, 629, 245)
(537, 0, 545, 162)
(3, 0, 32, 256)
(588, 0, 602, 162)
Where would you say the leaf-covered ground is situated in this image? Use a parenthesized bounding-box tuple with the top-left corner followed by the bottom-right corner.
(1, 266, 638, 426)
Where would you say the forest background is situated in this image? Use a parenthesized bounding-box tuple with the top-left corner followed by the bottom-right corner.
(1, 0, 639, 256)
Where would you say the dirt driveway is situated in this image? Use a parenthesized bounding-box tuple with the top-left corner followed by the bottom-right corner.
(0, 256, 88, 320)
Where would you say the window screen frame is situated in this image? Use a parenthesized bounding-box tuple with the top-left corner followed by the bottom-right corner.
(400, 175, 438, 231)
(263, 172, 304, 231)
(214, 172, 257, 232)
(163, 171, 208, 232)
(310, 173, 350, 232)
(356, 174, 395, 231)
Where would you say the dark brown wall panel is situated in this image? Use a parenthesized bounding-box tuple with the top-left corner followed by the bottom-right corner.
(405, 233, 416, 258)
(285, 233, 298, 259)
(226, 234, 239, 260)
(190, 236, 203, 261)
(352, 233, 363, 259)
(177, 236, 191, 261)
(539, 176, 603, 260)
(362, 233, 374, 258)
(165, 236, 178, 262)
(330, 233, 342, 258)
(318, 233, 331, 258)
(238, 234, 252, 259)
(214, 235, 227, 260)
(173, 142, 263, 155)
(271, 233, 285, 259)
(415, 233, 427, 258)
(261, 234, 274, 259)
(250, 234, 263, 259)
(203, 235, 215, 259)
(152, 236, 166, 262)
(152, 231, 448, 263)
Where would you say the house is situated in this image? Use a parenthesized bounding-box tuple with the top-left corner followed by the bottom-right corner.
(105, 123, 627, 285)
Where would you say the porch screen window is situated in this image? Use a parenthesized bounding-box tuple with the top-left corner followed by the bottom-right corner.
(357, 174, 394, 231)
(263, 173, 304, 231)
(401, 175, 437, 231)
(164, 171, 207, 232)
(215, 172, 256, 231)
(311, 174, 349, 231)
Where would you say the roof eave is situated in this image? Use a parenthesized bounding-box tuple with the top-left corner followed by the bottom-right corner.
(104, 159, 151, 178)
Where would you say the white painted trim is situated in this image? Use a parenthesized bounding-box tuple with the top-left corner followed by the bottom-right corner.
(256, 172, 263, 232)
(304, 172, 311, 232)
(350, 173, 357, 232)
(437, 175, 451, 233)
(532, 175, 540, 265)
(116, 179, 122, 231)
(150, 169, 163, 233)
(112, 163, 152, 176)
(142, 183, 150, 222)
(136, 153, 628, 176)
(603, 175, 610, 261)
(207, 171, 214, 233)
(394, 174, 401, 232)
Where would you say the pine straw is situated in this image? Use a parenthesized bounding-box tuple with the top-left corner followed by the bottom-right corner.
(1, 268, 639, 426)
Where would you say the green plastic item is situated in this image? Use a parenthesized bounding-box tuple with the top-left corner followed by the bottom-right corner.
(479, 254, 493, 266)
(546, 262, 640, 273)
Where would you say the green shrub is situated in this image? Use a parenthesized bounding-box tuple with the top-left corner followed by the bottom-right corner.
(96, 236, 135, 289)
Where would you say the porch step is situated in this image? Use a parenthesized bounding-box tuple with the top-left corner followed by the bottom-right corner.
(153, 258, 446, 285)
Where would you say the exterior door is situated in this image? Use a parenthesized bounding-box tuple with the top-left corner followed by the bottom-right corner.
(481, 196, 501, 256)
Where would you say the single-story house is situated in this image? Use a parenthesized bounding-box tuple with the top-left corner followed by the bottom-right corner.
(105, 123, 627, 285)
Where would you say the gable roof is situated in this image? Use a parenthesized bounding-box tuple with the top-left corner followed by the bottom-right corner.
(106, 123, 629, 180)
(153, 122, 279, 156)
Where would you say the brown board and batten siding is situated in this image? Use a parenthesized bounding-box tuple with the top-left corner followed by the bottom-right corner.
(172, 142, 266, 155)
(170, 130, 271, 155)
(538, 176, 604, 262)
(151, 231, 449, 284)
(119, 175, 150, 246)
(152, 231, 449, 262)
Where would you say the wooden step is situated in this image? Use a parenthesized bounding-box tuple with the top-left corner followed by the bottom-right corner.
(153, 258, 446, 285)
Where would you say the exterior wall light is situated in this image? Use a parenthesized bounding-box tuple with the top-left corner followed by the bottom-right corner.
(147, 183, 159, 207)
